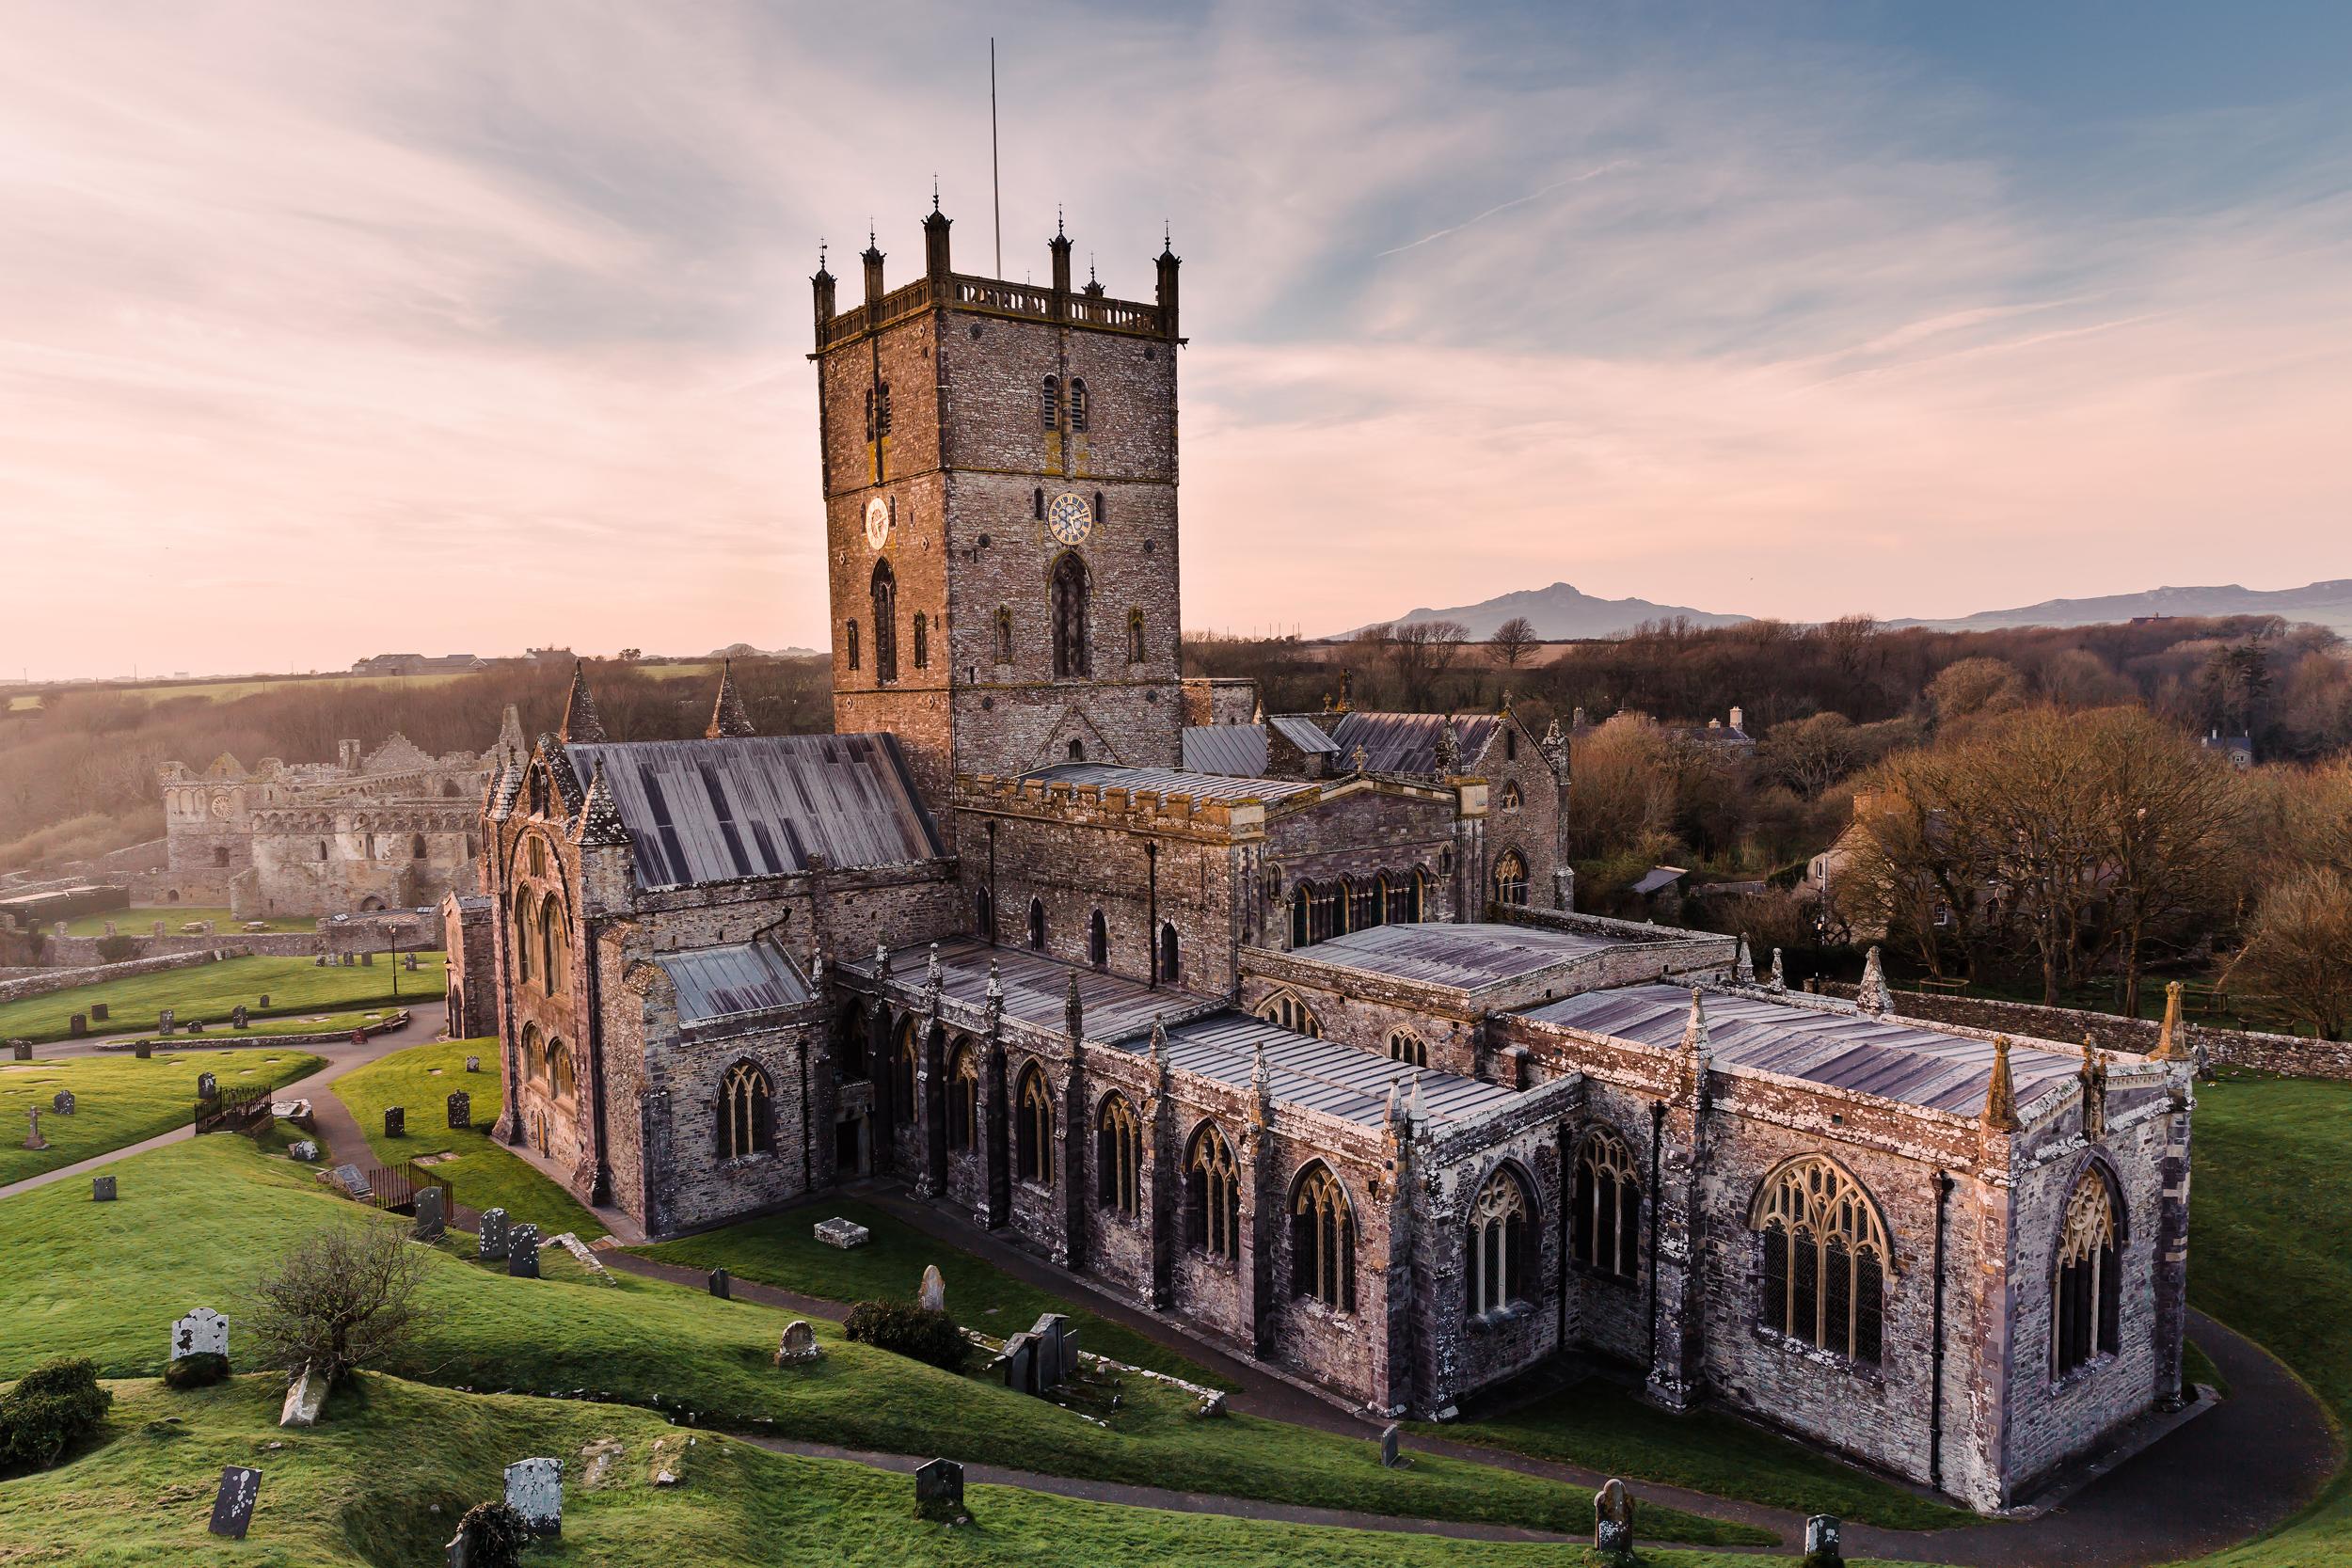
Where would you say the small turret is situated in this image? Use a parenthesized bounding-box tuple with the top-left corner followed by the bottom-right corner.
(923, 190, 952, 284)
(811, 241, 836, 343)
(1982, 1037, 2022, 1132)
(574, 760, 630, 848)
(559, 661, 606, 745)
(1734, 937, 1755, 984)
(1065, 968, 1084, 1044)
(1768, 947, 1787, 994)
(1434, 720, 1463, 775)
(1155, 225, 1181, 341)
(861, 225, 885, 309)
(1049, 209, 1073, 295)
(2152, 981, 2185, 1061)
(1855, 945, 1891, 1015)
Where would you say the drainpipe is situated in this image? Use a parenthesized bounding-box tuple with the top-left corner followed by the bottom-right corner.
(582, 911, 612, 1207)
(1645, 1100, 1665, 1370)
(1146, 840, 1160, 988)
(1930, 1168, 1952, 1492)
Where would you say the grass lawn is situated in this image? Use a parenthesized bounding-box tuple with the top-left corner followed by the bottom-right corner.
(0, 1374, 1790, 1568)
(57, 906, 319, 937)
(639, 1196, 1232, 1389)
(0, 953, 445, 1046)
(332, 1036, 607, 1241)
(1428, 1380, 1977, 1532)
(0, 1135, 1770, 1549)
(0, 1048, 324, 1183)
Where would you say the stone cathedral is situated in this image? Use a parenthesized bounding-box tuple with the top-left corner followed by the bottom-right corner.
(461, 200, 2193, 1514)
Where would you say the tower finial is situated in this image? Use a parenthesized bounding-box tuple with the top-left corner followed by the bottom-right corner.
(1982, 1036, 2022, 1132)
(2153, 981, 2185, 1061)
(932, 174, 940, 212)
(818, 237, 827, 272)
(559, 659, 607, 744)
(1057, 203, 1065, 237)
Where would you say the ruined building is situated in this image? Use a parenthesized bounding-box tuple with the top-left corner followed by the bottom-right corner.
(468, 204, 2191, 1513)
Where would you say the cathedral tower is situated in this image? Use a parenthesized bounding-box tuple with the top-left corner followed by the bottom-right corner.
(812, 200, 1186, 820)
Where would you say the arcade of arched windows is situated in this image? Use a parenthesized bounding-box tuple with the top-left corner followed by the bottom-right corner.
(1287, 867, 1437, 948)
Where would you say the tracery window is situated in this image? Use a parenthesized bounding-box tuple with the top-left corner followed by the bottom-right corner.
(1089, 909, 1108, 970)
(519, 1022, 542, 1084)
(1291, 1164, 1356, 1311)
(1028, 897, 1046, 952)
(718, 1060, 772, 1160)
(1257, 991, 1321, 1037)
(1051, 552, 1090, 678)
(513, 897, 535, 989)
(1493, 850, 1529, 908)
(1388, 1028, 1428, 1068)
(870, 560, 898, 684)
(1469, 1165, 1534, 1315)
(2055, 1170, 2122, 1375)
(1573, 1128, 1642, 1279)
(1753, 1156, 1889, 1366)
(1096, 1093, 1141, 1217)
(1187, 1122, 1241, 1259)
(946, 1043, 977, 1152)
(1500, 782, 1523, 811)
(1015, 1063, 1054, 1185)
(538, 897, 565, 996)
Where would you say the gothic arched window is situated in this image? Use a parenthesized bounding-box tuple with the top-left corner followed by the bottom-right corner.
(1096, 1093, 1141, 1217)
(1290, 884, 1311, 948)
(1051, 552, 1090, 678)
(1574, 1127, 1642, 1279)
(2056, 1169, 2122, 1375)
(1504, 727, 1518, 761)
(410, 833, 428, 859)
(1159, 921, 1181, 985)
(1127, 608, 1146, 664)
(1388, 1028, 1428, 1068)
(912, 611, 928, 670)
(1753, 1155, 1890, 1366)
(1257, 991, 1320, 1037)
(1414, 868, 1436, 921)
(513, 896, 535, 989)
(1501, 782, 1523, 811)
(1291, 1163, 1356, 1311)
(1470, 1165, 1534, 1315)
(870, 559, 898, 684)
(1015, 1063, 1053, 1186)
(1089, 909, 1108, 970)
(1493, 850, 1530, 908)
(1041, 375, 1059, 431)
(1346, 878, 1380, 931)
(718, 1060, 772, 1160)
(519, 1022, 542, 1084)
(548, 1039, 576, 1100)
(946, 1042, 977, 1152)
(1067, 377, 1089, 433)
(1028, 897, 1046, 952)
(976, 887, 995, 942)
(835, 1001, 867, 1081)
(846, 619, 860, 672)
(994, 606, 1013, 663)
(1186, 1122, 1241, 1259)
(538, 897, 566, 996)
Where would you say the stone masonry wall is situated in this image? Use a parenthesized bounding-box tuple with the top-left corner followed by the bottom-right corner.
(0, 946, 241, 1006)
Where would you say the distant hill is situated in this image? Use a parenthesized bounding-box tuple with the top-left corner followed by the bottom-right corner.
(1891, 580, 2352, 637)
(1335, 581, 1751, 641)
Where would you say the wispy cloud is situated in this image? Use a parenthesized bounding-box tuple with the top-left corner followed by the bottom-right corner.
(1373, 161, 1632, 258)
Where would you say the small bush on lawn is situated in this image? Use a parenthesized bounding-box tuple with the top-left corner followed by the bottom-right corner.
(1, 1357, 113, 1472)
(452, 1500, 532, 1567)
(94, 934, 142, 964)
(163, 1352, 230, 1389)
(843, 1299, 966, 1371)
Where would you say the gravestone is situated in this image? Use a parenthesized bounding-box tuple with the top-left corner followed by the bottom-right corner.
(1595, 1478, 1635, 1560)
(23, 1107, 46, 1151)
(1380, 1423, 1406, 1467)
(412, 1186, 446, 1242)
(342, 953, 356, 967)
(173, 1307, 230, 1362)
(330, 1164, 372, 1199)
(187, 1019, 205, 1035)
(280, 1364, 327, 1428)
(89, 1003, 107, 1022)
(775, 1321, 824, 1366)
(478, 1208, 511, 1261)
(507, 1223, 540, 1277)
(918, 1264, 946, 1312)
(103, 921, 117, 937)
(998, 1332, 1037, 1394)
(158, 1008, 175, 1037)
(8, 1040, 28, 1061)
(503, 1457, 563, 1535)
(197, 1071, 218, 1101)
(68, 1013, 86, 1038)
(814, 1216, 869, 1249)
(465, 1055, 481, 1072)
(52, 1089, 74, 1115)
(384, 1106, 405, 1138)
(708, 1267, 731, 1300)
(914, 1457, 966, 1522)
(361, 950, 373, 967)
(92, 1176, 116, 1202)
(258, 994, 271, 1007)
(151, 921, 166, 937)
(1803, 1514, 1843, 1567)
(289, 1139, 319, 1162)
(207, 1465, 262, 1539)
(314, 954, 326, 968)
(133, 1039, 151, 1060)
(447, 1091, 470, 1130)
(405, 952, 420, 972)
(231, 1006, 248, 1029)
(1028, 1313, 1073, 1389)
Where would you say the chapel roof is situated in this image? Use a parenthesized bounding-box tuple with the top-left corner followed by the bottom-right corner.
(1145, 1010, 1518, 1129)
(655, 942, 812, 1028)
(1295, 921, 1624, 990)
(1023, 761, 1324, 803)
(1180, 718, 1342, 777)
(1324, 711, 1502, 773)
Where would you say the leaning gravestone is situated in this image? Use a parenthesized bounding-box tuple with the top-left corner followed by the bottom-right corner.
(197, 1071, 217, 1101)
(23, 1107, 46, 1151)
(998, 1332, 1037, 1395)
(1803, 1514, 1844, 1568)
(52, 1089, 74, 1116)
(914, 1457, 967, 1522)
(207, 1465, 262, 1539)
(412, 1186, 446, 1242)
(68, 1013, 86, 1038)
(918, 1264, 946, 1312)
(384, 1106, 405, 1138)
(1380, 1423, 1406, 1467)
(775, 1321, 824, 1366)
(330, 1164, 372, 1199)
(505, 1458, 562, 1534)
(507, 1223, 540, 1278)
(708, 1267, 731, 1300)
(173, 1307, 230, 1364)
(447, 1090, 470, 1130)
(477, 1208, 511, 1262)
(1595, 1478, 1635, 1561)
(92, 1176, 117, 1202)
(89, 1003, 107, 1022)
(280, 1364, 327, 1428)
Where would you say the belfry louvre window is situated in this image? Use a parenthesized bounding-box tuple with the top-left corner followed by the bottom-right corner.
(1754, 1156, 1889, 1366)
(1158, 921, 1181, 984)
(717, 1061, 772, 1160)
(2055, 1171, 2122, 1375)
(1015, 1064, 1054, 1185)
(1067, 377, 1089, 433)
(1187, 1123, 1241, 1259)
(1028, 897, 1046, 951)
(1097, 1094, 1141, 1217)
(1291, 1164, 1356, 1311)
(1089, 909, 1108, 970)
(1469, 1166, 1533, 1315)
(1574, 1128, 1642, 1279)
(847, 619, 860, 671)
(1127, 608, 1146, 664)
(946, 1045, 977, 1152)
(1041, 375, 1059, 431)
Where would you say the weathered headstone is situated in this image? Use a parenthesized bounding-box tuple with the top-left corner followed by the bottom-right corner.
(103, 921, 117, 937)
(92, 1176, 117, 1202)
(207, 1465, 262, 1539)
(405, 952, 420, 972)
(330, 1163, 372, 1199)
(384, 1106, 405, 1138)
(814, 1216, 869, 1249)
(1803, 1514, 1844, 1567)
(151, 920, 167, 937)
(52, 1089, 74, 1116)
(89, 1002, 107, 1022)
(186, 1018, 206, 1035)
(68, 1013, 87, 1038)
(197, 1071, 218, 1100)
(280, 1364, 327, 1428)
(289, 1139, 319, 1163)
(775, 1321, 824, 1366)
(158, 1008, 175, 1037)
(23, 1106, 46, 1150)
(998, 1331, 1037, 1394)
(361, 949, 373, 966)
(133, 1038, 151, 1060)
(1028, 1313, 1073, 1389)
(1380, 1423, 1406, 1467)
(914, 1457, 966, 1522)
(918, 1264, 946, 1312)
(342, 952, 355, 967)
(478, 1207, 511, 1261)
(708, 1267, 731, 1300)
(231, 1006, 248, 1029)
(447, 1090, 470, 1130)
(7, 1039, 28, 1061)
(1595, 1478, 1635, 1560)
(314, 953, 326, 967)
(258, 994, 271, 1007)
(465, 1055, 481, 1073)
(413, 1186, 446, 1241)
(507, 1223, 540, 1277)
(503, 1457, 563, 1535)
(173, 1307, 230, 1362)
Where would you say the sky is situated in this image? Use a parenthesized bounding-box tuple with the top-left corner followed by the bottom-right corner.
(2, 1, 2348, 679)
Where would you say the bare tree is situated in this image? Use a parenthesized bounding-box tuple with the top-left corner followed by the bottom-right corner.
(1758, 712, 1859, 799)
(2228, 869, 2352, 1039)
(1376, 619, 1468, 710)
(1487, 616, 1539, 671)
(250, 1221, 429, 1386)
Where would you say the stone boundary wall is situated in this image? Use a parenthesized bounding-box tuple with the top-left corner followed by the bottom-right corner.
(1817, 980, 2352, 1081)
(0, 946, 245, 1006)
(41, 931, 327, 967)
(94, 1007, 413, 1053)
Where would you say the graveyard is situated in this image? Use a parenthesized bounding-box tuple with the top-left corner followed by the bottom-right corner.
(55, 906, 321, 938)
(0, 952, 447, 1047)
(0, 1048, 324, 1182)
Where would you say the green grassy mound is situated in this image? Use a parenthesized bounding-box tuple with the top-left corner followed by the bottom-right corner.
(0, 1049, 325, 1183)
(0, 954, 446, 1046)
(330, 1037, 605, 1240)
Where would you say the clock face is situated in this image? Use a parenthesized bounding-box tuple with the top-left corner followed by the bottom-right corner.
(1045, 491, 1092, 546)
(864, 497, 891, 551)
